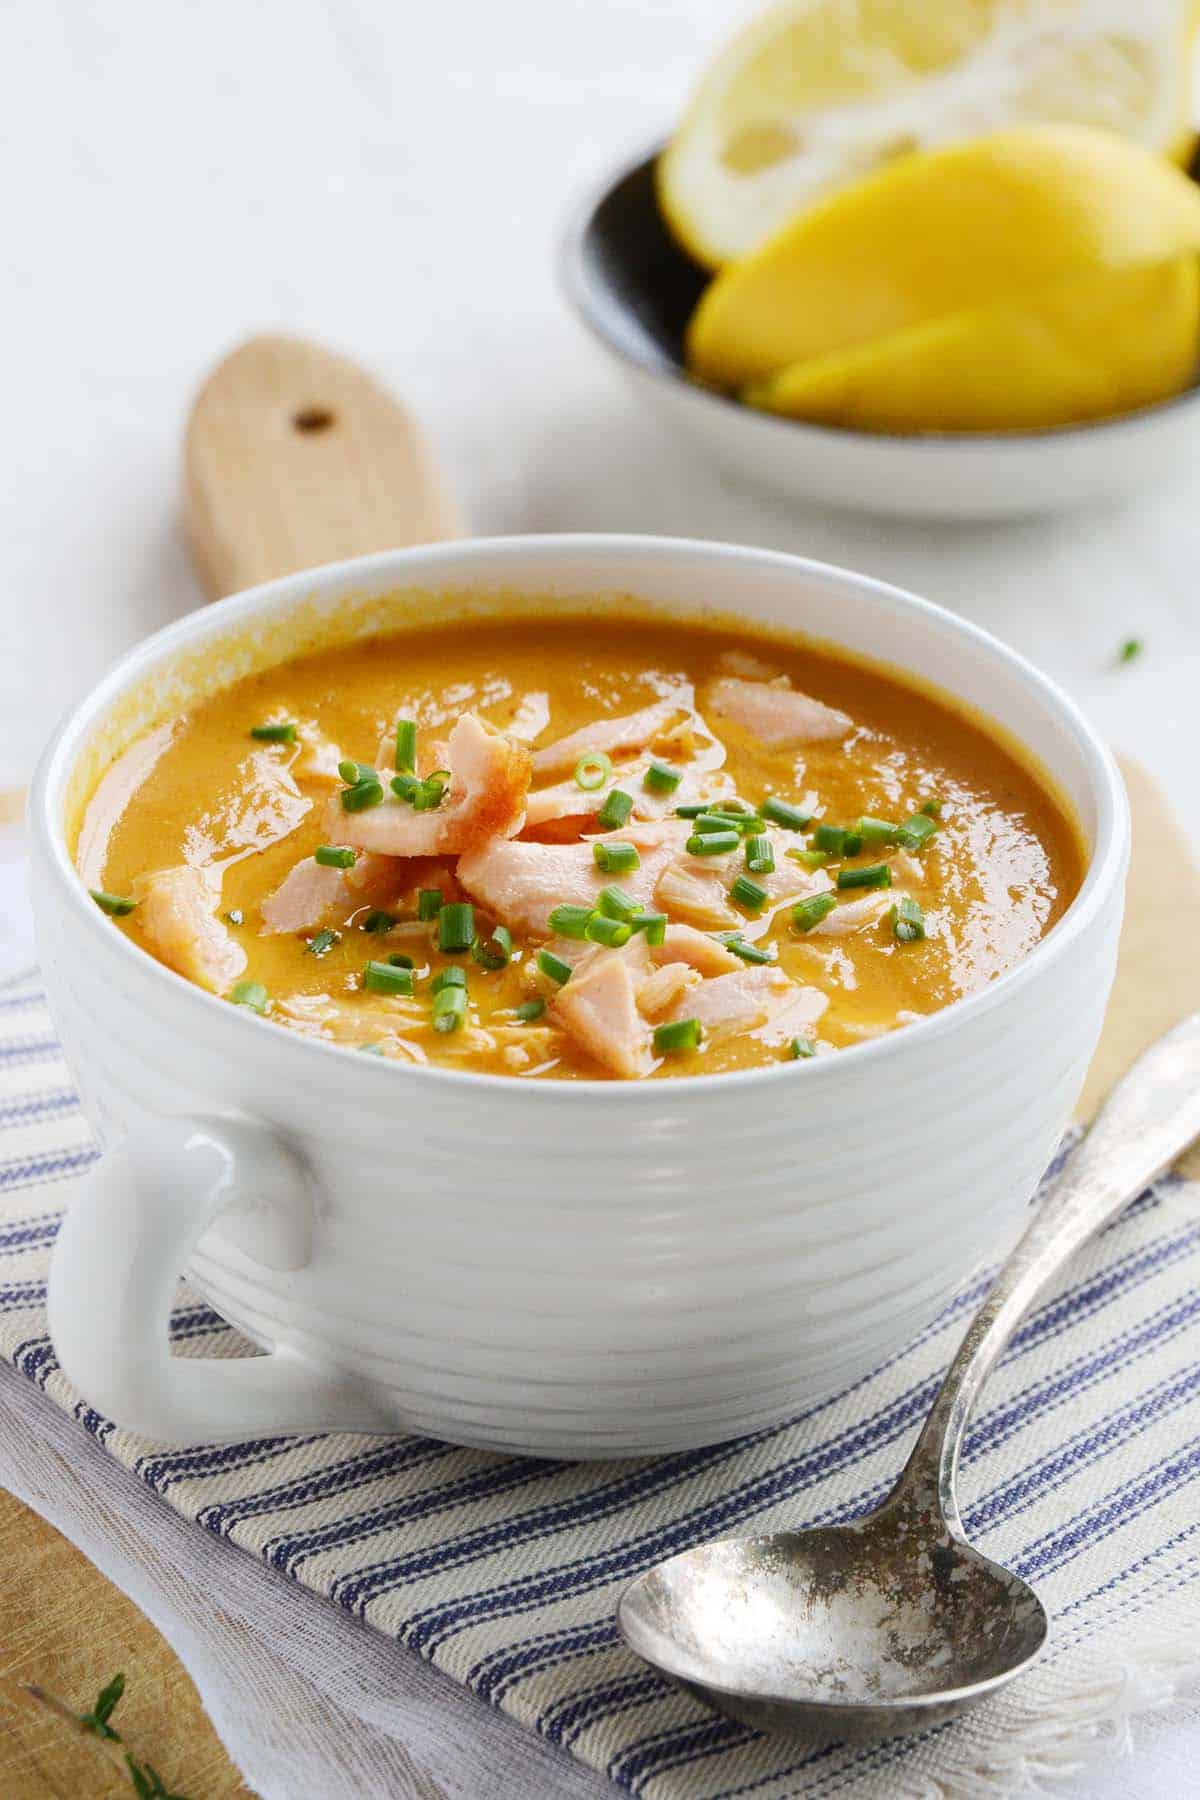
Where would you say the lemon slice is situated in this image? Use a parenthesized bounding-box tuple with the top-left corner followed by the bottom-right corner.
(686, 125, 1200, 387)
(660, 0, 1200, 268)
(743, 256, 1200, 432)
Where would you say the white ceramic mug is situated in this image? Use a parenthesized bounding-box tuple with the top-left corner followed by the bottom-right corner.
(30, 536, 1129, 1456)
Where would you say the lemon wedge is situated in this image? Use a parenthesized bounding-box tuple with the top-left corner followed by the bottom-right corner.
(686, 126, 1200, 388)
(743, 255, 1200, 432)
(660, 0, 1200, 267)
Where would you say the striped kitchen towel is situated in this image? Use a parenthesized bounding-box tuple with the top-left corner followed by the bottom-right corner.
(4, 968, 1200, 1800)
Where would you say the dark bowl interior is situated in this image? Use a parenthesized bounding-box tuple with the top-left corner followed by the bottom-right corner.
(563, 151, 706, 378)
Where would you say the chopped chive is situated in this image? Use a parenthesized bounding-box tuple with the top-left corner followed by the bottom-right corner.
(787, 847, 830, 870)
(895, 812, 938, 852)
(789, 1037, 816, 1059)
(387, 951, 415, 968)
(597, 788, 634, 829)
(307, 928, 339, 957)
(855, 816, 900, 848)
(438, 902, 475, 953)
(593, 841, 640, 874)
(837, 862, 892, 892)
(674, 803, 708, 819)
(391, 772, 422, 801)
(412, 771, 450, 812)
(315, 844, 356, 868)
(643, 759, 682, 795)
(230, 979, 269, 1013)
(716, 933, 774, 965)
(337, 759, 376, 785)
(654, 1018, 702, 1055)
(341, 777, 384, 812)
(250, 722, 297, 743)
(744, 834, 775, 874)
(361, 909, 397, 934)
(538, 948, 573, 986)
(686, 829, 740, 856)
(792, 892, 837, 933)
(597, 885, 640, 922)
(810, 823, 847, 854)
(90, 889, 137, 917)
(515, 997, 546, 1022)
(586, 914, 633, 947)
(919, 797, 943, 819)
(548, 903, 595, 939)
(363, 960, 414, 996)
(417, 888, 444, 920)
(692, 811, 759, 836)
(574, 751, 613, 792)
(433, 985, 468, 1032)
(629, 910, 667, 946)
(761, 796, 811, 831)
(432, 964, 467, 993)
(730, 873, 768, 913)
(226, 908, 244, 926)
(472, 924, 513, 971)
(394, 719, 417, 773)
(1119, 637, 1143, 664)
(891, 895, 926, 943)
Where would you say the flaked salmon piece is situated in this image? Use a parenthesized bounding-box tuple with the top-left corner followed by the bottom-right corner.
(552, 950, 654, 1078)
(133, 865, 246, 996)
(332, 713, 532, 858)
(707, 677, 851, 746)
(651, 923, 743, 976)
(654, 860, 740, 930)
(260, 857, 352, 935)
(459, 820, 690, 936)
(637, 961, 700, 1017)
(715, 647, 781, 682)
(809, 892, 894, 937)
(666, 965, 827, 1047)
(531, 696, 689, 779)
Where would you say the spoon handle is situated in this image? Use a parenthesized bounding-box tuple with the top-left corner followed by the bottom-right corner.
(896, 1011, 1200, 1536)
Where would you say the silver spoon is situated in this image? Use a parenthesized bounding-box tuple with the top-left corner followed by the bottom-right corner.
(618, 1012, 1200, 1742)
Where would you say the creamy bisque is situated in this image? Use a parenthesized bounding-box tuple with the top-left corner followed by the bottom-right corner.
(80, 616, 1085, 1080)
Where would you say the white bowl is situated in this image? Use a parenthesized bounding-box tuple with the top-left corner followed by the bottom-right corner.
(558, 151, 1200, 522)
(31, 535, 1129, 1456)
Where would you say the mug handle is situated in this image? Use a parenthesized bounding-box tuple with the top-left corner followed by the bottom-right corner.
(47, 1113, 392, 1443)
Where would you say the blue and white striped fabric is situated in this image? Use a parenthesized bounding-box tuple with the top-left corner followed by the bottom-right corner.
(5, 968, 1200, 1799)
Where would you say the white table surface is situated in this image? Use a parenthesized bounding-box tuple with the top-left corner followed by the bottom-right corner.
(4, 2, 1198, 1793)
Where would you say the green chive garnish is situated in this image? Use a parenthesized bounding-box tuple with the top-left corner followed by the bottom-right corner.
(341, 778, 384, 812)
(548, 904, 594, 938)
(725, 935, 774, 965)
(438, 902, 474, 953)
(789, 1037, 816, 1059)
(597, 788, 634, 830)
(230, 979, 269, 1013)
(730, 873, 768, 912)
(761, 797, 811, 831)
(674, 803, 708, 819)
(472, 924, 513, 971)
(643, 760, 682, 795)
(895, 813, 938, 852)
(515, 998, 546, 1022)
(315, 844, 356, 869)
(387, 951, 415, 968)
(394, 719, 417, 773)
(1119, 637, 1143, 664)
(307, 928, 339, 957)
(538, 949, 573, 986)
(686, 830, 739, 856)
(90, 889, 137, 917)
(919, 797, 943, 819)
(597, 885, 640, 922)
(629, 910, 667, 946)
(654, 1018, 702, 1055)
(837, 862, 892, 891)
(744, 834, 775, 874)
(418, 888, 444, 920)
(433, 986, 468, 1032)
(855, 816, 900, 848)
(792, 892, 837, 933)
(412, 771, 450, 812)
(787, 848, 830, 870)
(338, 759, 376, 785)
(811, 823, 861, 856)
(361, 909, 396, 933)
(586, 914, 633, 947)
(891, 895, 926, 942)
(363, 960, 414, 996)
(692, 811, 759, 836)
(391, 772, 422, 802)
(250, 722, 296, 743)
(432, 965, 467, 993)
(593, 841, 640, 874)
(574, 751, 613, 792)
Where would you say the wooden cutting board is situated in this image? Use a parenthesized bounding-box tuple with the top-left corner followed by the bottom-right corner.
(0, 338, 1195, 1796)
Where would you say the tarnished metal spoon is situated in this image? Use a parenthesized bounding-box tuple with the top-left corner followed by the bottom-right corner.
(618, 1013, 1200, 1742)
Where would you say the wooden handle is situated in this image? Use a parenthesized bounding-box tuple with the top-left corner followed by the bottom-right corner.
(183, 334, 462, 598)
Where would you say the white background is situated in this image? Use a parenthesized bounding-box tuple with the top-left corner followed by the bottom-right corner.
(3, 2, 1198, 1793)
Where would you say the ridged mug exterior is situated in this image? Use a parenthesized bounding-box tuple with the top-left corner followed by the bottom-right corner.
(29, 537, 1129, 1456)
